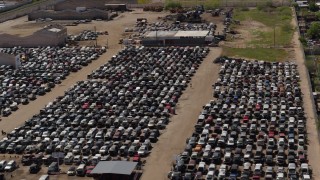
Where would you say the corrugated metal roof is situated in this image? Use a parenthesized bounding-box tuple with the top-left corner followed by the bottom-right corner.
(144, 30, 209, 38)
(91, 161, 138, 175)
(144, 31, 177, 38)
(174, 31, 209, 37)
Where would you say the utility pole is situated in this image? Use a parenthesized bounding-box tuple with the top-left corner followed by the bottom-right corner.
(94, 26, 97, 47)
(274, 26, 276, 48)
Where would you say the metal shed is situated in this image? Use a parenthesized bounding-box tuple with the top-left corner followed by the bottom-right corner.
(141, 30, 211, 47)
(91, 161, 139, 180)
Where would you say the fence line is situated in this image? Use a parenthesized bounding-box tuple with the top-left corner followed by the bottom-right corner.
(293, 8, 320, 142)
(127, 0, 291, 9)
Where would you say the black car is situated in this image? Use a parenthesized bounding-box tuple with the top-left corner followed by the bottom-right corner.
(29, 163, 41, 174)
(14, 145, 26, 154)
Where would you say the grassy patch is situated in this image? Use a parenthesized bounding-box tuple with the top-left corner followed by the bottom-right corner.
(222, 47, 288, 62)
(305, 55, 320, 91)
(138, 0, 152, 4)
(233, 7, 294, 47)
(165, 0, 221, 9)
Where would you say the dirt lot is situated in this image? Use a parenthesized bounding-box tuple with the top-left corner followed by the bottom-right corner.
(0, 7, 319, 180)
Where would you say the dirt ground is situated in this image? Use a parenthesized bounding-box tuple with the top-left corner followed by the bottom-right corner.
(291, 9, 320, 179)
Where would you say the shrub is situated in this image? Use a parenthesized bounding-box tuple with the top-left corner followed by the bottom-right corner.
(299, 37, 308, 47)
(204, 0, 220, 10)
(292, 2, 299, 9)
(309, 2, 319, 12)
(307, 22, 320, 39)
(165, 0, 182, 10)
(281, 24, 293, 33)
(241, 7, 249, 11)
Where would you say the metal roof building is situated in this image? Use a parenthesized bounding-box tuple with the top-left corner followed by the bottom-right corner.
(91, 161, 140, 180)
(141, 30, 213, 46)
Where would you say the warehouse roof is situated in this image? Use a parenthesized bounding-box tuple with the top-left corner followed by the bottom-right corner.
(144, 31, 177, 38)
(144, 30, 209, 38)
(174, 30, 209, 37)
(91, 161, 138, 175)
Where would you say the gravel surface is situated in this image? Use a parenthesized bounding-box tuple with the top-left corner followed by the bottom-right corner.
(291, 9, 320, 179)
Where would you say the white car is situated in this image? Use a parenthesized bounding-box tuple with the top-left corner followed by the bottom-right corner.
(137, 145, 149, 157)
(4, 160, 16, 172)
(227, 138, 235, 147)
(206, 170, 215, 180)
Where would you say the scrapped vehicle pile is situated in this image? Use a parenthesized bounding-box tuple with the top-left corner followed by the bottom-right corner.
(126, 22, 216, 38)
(135, 22, 216, 32)
(68, 30, 108, 41)
(169, 58, 313, 180)
(0, 46, 106, 117)
(0, 46, 209, 172)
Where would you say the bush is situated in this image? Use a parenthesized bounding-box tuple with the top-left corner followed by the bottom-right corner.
(292, 2, 299, 9)
(299, 37, 308, 47)
(281, 24, 292, 33)
(138, 0, 151, 4)
(165, 0, 182, 10)
(241, 7, 249, 11)
(257, 0, 273, 11)
(204, 0, 220, 10)
(309, 2, 319, 12)
(307, 22, 320, 39)
(316, 11, 320, 20)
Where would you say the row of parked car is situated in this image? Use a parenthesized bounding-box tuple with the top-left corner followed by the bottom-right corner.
(0, 160, 18, 172)
(0, 46, 106, 117)
(169, 57, 313, 180)
(67, 30, 108, 41)
(128, 21, 216, 39)
(0, 47, 208, 169)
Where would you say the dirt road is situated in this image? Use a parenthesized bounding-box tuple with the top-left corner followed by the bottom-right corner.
(291, 9, 320, 179)
(141, 48, 222, 180)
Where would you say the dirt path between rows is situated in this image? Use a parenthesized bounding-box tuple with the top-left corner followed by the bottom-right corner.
(141, 47, 222, 180)
(291, 8, 320, 179)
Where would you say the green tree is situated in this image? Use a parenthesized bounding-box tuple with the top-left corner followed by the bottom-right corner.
(307, 22, 320, 39)
(316, 11, 320, 20)
(309, 2, 319, 12)
(165, 0, 182, 10)
(299, 37, 308, 47)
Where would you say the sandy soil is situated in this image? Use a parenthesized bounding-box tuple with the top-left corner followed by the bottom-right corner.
(291, 9, 320, 179)
(141, 48, 222, 180)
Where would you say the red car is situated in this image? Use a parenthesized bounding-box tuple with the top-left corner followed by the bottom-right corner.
(206, 115, 213, 125)
(255, 104, 261, 111)
(86, 166, 95, 177)
(242, 115, 249, 123)
(82, 102, 89, 109)
(268, 131, 275, 138)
